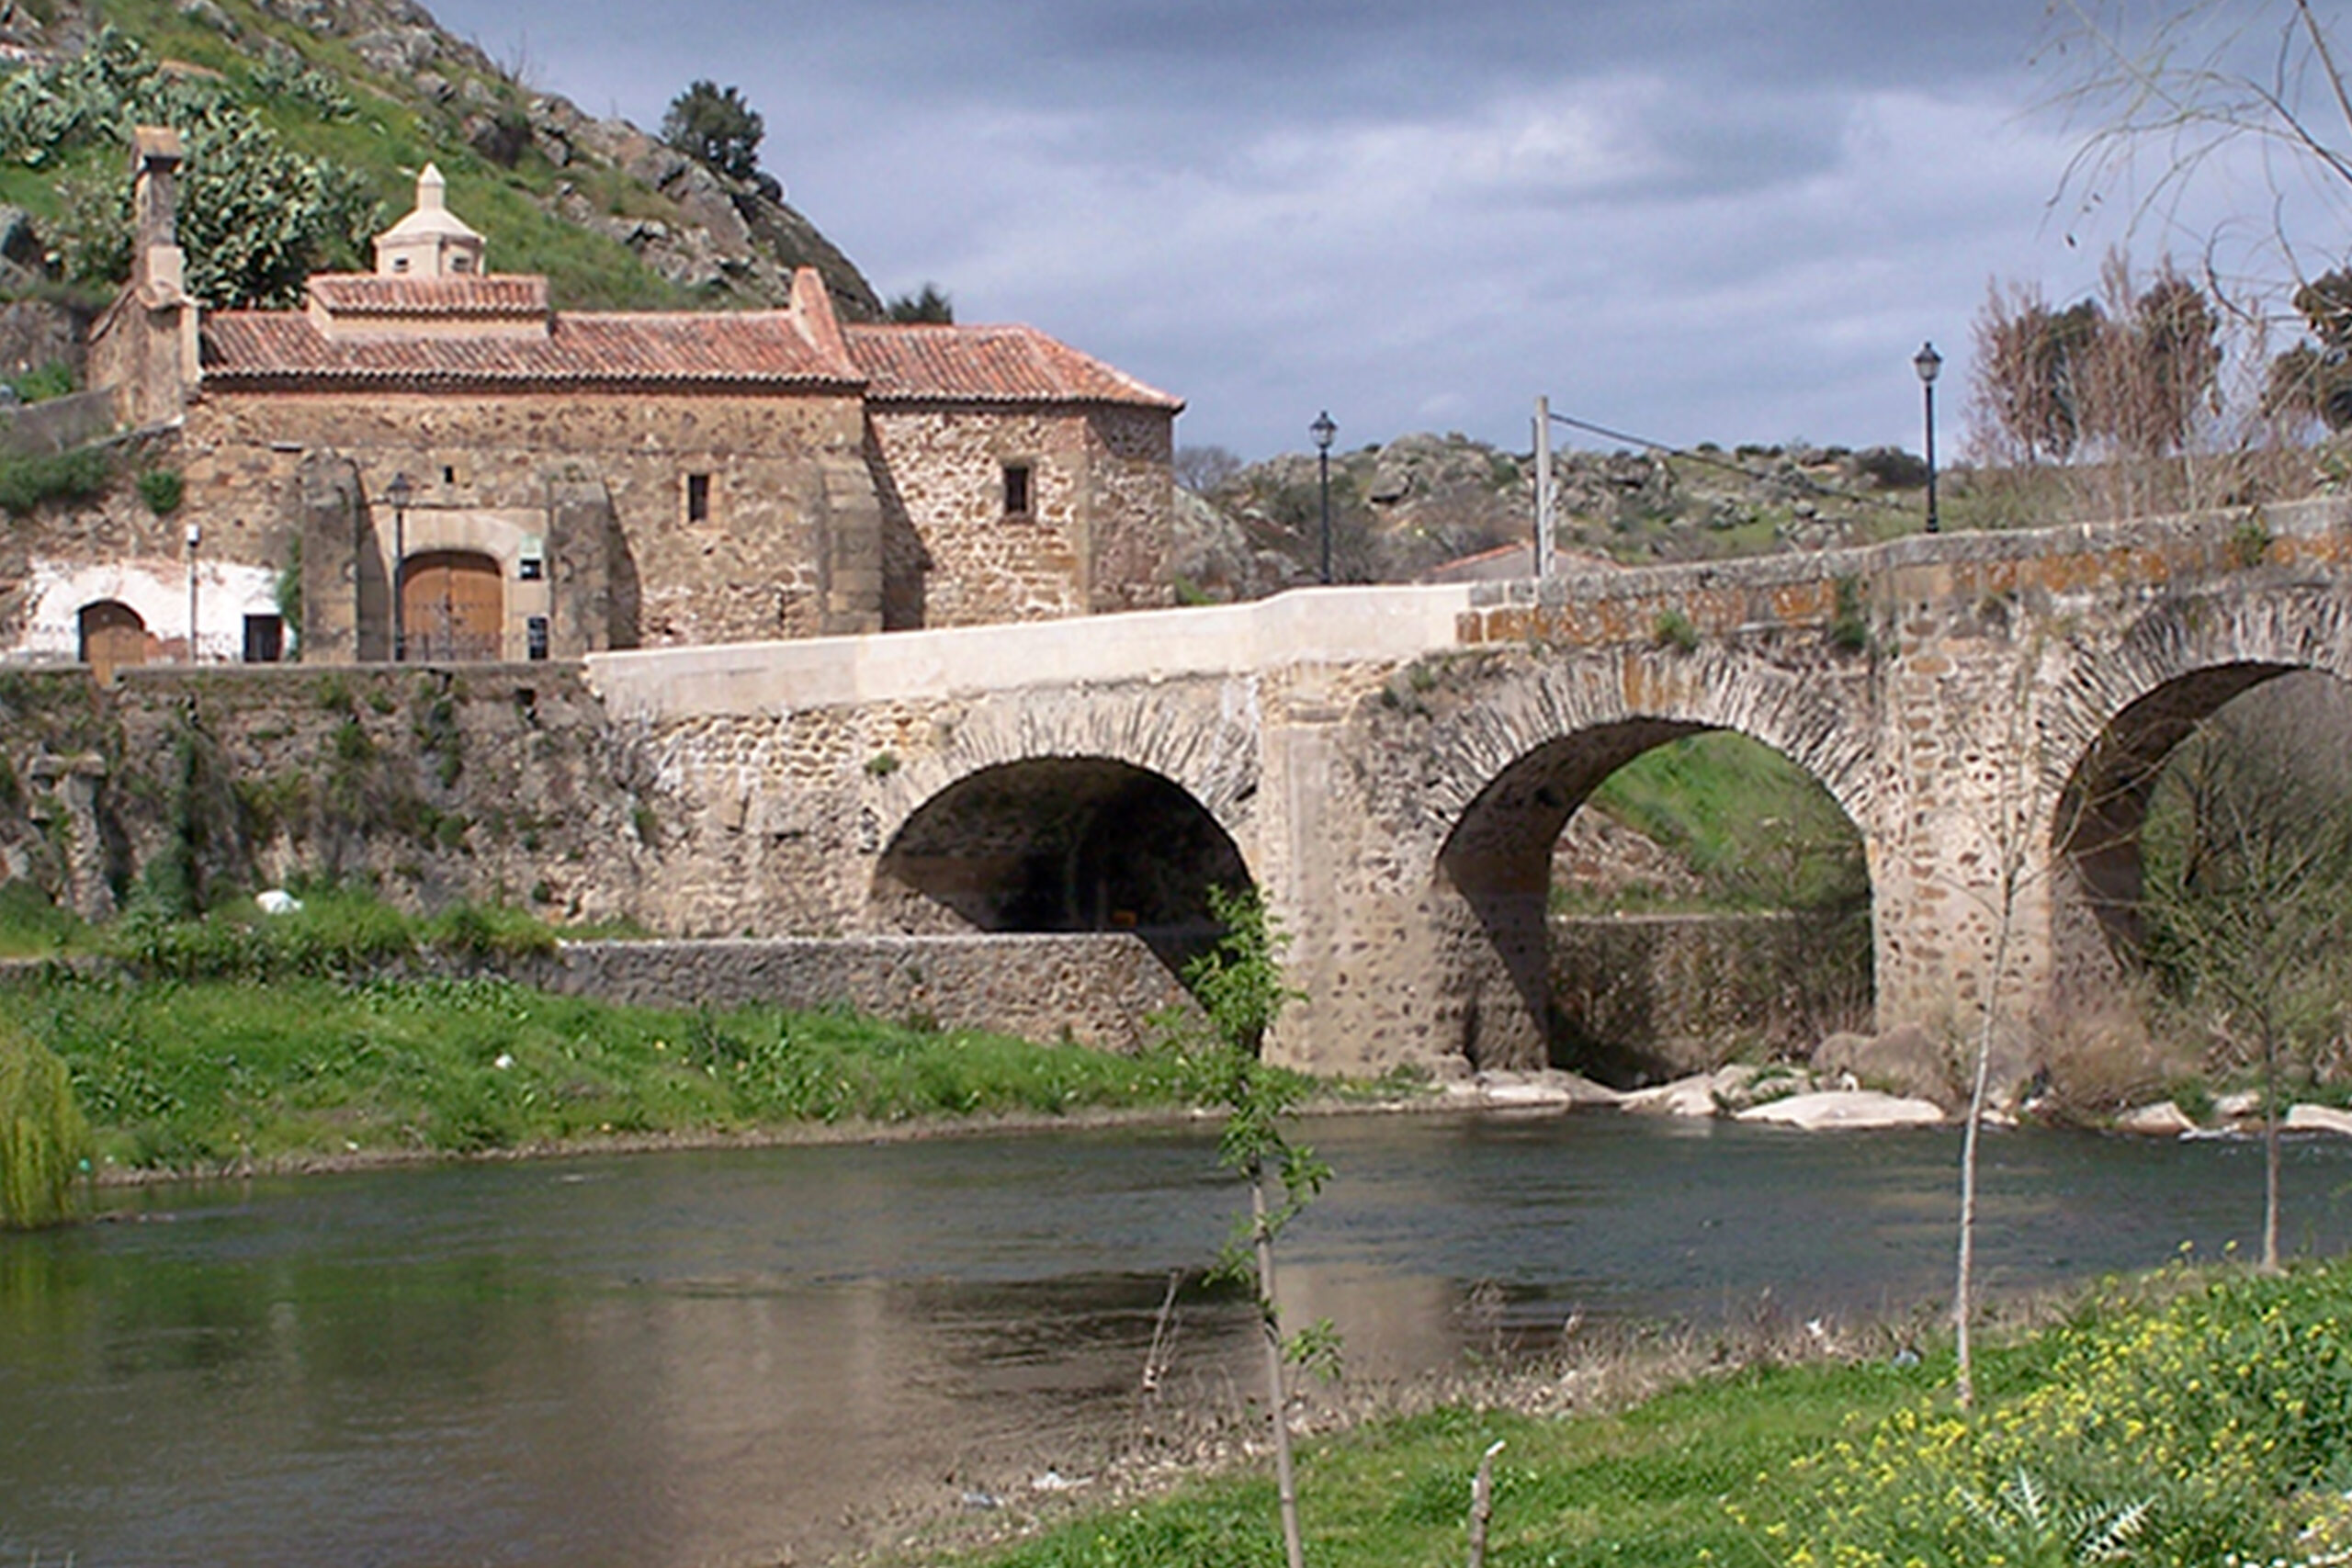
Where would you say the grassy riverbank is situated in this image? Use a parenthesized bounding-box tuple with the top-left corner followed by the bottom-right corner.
(0, 892, 1267, 1174)
(939, 1258, 2352, 1568)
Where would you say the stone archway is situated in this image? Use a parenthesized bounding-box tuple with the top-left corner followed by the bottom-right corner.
(1398, 646, 1879, 1073)
(2040, 584, 2352, 1000)
(874, 756, 1252, 973)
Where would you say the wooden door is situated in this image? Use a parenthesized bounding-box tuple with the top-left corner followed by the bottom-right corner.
(400, 551, 503, 661)
(79, 601, 148, 683)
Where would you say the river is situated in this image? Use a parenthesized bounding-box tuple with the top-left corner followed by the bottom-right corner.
(4, 1111, 2348, 1566)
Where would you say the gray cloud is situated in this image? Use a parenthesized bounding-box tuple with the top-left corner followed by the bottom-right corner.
(423, 0, 2248, 459)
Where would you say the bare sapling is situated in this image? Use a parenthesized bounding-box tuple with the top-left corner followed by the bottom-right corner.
(1172, 886, 1333, 1568)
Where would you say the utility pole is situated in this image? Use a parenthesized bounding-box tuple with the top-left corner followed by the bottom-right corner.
(1533, 395, 1555, 578)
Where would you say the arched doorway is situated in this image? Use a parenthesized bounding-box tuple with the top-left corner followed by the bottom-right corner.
(401, 551, 503, 661)
(78, 601, 149, 682)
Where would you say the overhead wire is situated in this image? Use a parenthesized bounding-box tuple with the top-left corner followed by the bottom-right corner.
(1543, 408, 1923, 518)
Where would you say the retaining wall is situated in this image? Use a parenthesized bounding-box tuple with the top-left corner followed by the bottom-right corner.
(537, 932, 1201, 1053)
(1549, 910, 1873, 1082)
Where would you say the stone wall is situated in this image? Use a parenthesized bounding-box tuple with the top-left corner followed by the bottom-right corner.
(183, 387, 881, 656)
(0, 662, 652, 924)
(0, 390, 117, 459)
(1548, 911, 1873, 1083)
(1083, 405, 1178, 614)
(535, 933, 1198, 1052)
(867, 405, 1093, 627)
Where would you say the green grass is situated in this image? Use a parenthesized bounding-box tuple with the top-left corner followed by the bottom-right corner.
(1568, 731, 1868, 915)
(953, 1259, 2352, 1568)
(0, 887, 1259, 1169)
(960, 1353, 1939, 1568)
(10, 971, 1234, 1169)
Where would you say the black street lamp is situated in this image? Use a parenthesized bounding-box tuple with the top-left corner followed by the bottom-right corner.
(1914, 342, 1941, 535)
(385, 470, 413, 660)
(1310, 410, 1336, 584)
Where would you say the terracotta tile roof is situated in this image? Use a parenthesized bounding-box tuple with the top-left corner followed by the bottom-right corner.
(843, 322, 1182, 411)
(308, 274, 548, 317)
(202, 309, 863, 389)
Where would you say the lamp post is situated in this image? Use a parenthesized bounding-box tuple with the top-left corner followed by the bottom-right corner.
(1310, 410, 1336, 584)
(385, 471, 413, 661)
(1914, 342, 1941, 535)
(183, 521, 200, 663)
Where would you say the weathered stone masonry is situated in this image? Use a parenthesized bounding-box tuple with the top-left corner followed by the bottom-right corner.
(6, 505, 2347, 1079)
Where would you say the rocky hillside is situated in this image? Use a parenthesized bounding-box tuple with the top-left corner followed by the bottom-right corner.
(0, 0, 880, 319)
(1172, 433, 1936, 599)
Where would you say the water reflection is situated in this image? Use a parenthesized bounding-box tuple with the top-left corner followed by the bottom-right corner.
(0, 1114, 2346, 1566)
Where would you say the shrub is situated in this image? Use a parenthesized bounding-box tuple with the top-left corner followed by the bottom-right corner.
(0, 446, 110, 513)
(7, 361, 74, 403)
(136, 467, 184, 515)
(1830, 574, 1871, 653)
(0, 1011, 90, 1229)
(1652, 607, 1700, 652)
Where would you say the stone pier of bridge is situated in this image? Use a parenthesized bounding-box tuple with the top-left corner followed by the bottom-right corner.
(582, 501, 2352, 1077)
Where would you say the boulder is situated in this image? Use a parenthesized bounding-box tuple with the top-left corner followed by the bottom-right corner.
(1618, 1072, 1721, 1118)
(2285, 1104, 2352, 1138)
(2214, 1090, 2264, 1122)
(1474, 1068, 1622, 1112)
(1736, 1090, 1946, 1131)
(2114, 1100, 2199, 1136)
(1813, 1023, 1954, 1108)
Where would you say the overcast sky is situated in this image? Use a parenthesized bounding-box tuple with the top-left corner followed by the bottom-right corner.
(420, 0, 2340, 460)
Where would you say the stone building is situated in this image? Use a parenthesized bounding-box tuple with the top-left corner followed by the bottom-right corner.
(56, 137, 1180, 671)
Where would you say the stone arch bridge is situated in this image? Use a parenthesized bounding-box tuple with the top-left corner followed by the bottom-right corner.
(585, 502, 2352, 1077)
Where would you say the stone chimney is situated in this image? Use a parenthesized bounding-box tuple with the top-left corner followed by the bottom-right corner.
(130, 125, 186, 302)
(86, 124, 199, 427)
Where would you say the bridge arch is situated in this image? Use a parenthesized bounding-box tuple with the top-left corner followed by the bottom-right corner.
(859, 682, 1261, 862)
(861, 684, 1263, 970)
(872, 757, 1252, 974)
(1415, 647, 1878, 1073)
(2043, 583, 2352, 988)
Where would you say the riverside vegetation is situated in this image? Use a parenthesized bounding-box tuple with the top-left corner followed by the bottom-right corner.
(0, 887, 1290, 1219)
(944, 1257, 2352, 1568)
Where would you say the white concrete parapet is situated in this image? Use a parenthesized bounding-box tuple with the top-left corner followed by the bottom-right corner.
(583, 583, 1475, 719)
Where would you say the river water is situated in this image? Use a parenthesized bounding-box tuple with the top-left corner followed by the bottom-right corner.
(5, 1111, 2349, 1566)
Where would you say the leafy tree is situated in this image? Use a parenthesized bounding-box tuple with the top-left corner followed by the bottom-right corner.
(662, 80, 764, 184)
(884, 282, 953, 323)
(2263, 268, 2352, 430)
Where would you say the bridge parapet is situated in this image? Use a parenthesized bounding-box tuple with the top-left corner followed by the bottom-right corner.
(586, 582, 1473, 719)
(1457, 499, 2352, 649)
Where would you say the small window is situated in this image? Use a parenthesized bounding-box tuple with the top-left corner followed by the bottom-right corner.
(685, 472, 711, 524)
(451, 254, 472, 274)
(1002, 461, 1033, 517)
(526, 615, 549, 661)
(442, 465, 456, 485)
(391, 255, 410, 274)
(243, 614, 284, 664)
